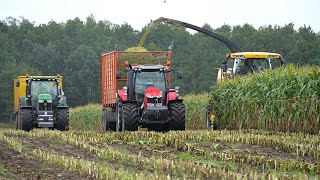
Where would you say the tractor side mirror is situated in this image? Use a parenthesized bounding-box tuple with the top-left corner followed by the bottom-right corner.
(16, 81, 20, 87)
(222, 60, 227, 72)
(60, 89, 65, 96)
(116, 71, 122, 79)
(176, 71, 183, 79)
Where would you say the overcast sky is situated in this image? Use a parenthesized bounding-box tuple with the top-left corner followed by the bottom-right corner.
(1, 0, 319, 32)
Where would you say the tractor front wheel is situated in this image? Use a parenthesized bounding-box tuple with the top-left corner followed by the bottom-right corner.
(168, 102, 186, 131)
(55, 108, 69, 131)
(121, 103, 139, 131)
(19, 108, 33, 131)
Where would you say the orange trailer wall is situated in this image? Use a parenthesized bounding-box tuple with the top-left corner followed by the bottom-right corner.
(101, 52, 118, 108)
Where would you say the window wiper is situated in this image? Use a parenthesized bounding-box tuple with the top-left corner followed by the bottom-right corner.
(34, 81, 43, 90)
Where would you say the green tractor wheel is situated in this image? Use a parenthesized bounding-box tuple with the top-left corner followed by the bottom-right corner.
(55, 108, 69, 131)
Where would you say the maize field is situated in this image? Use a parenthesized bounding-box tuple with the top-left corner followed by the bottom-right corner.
(209, 64, 320, 134)
(0, 129, 319, 179)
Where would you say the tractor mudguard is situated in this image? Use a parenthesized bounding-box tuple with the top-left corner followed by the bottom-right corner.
(57, 106, 69, 110)
(167, 99, 183, 107)
(121, 100, 138, 106)
(58, 96, 68, 106)
(117, 89, 127, 101)
(19, 96, 31, 107)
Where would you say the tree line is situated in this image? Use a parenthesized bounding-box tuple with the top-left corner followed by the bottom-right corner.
(0, 15, 319, 114)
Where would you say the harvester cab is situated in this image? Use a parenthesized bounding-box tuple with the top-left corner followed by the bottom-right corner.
(101, 51, 185, 132)
(14, 75, 69, 131)
(217, 52, 284, 83)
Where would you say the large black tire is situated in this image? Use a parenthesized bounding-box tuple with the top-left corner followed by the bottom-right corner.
(19, 109, 34, 131)
(121, 103, 139, 131)
(102, 108, 116, 131)
(55, 108, 69, 131)
(168, 102, 186, 131)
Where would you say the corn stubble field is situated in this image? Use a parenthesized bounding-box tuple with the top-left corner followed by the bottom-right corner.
(0, 65, 320, 179)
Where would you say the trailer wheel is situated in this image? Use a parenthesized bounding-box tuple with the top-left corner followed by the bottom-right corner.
(102, 108, 116, 131)
(19, 108, 33, 131)
(55, 108, 69, 131)
(168, 102, 186, 131)
(121, 103, 139, 131)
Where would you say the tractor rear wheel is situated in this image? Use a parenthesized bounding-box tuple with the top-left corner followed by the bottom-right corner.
(19, 108, 33, 131)
(121, 103, 139, 131)
(55, 108, 69, 131)
(102, 108, 116, 131)
(168, 102, 186, 131)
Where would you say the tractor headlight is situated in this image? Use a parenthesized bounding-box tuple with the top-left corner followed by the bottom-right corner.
(39, 100, 44, 103)
(175, 86, 180, 97)
(146, 94, 154, 98)
(47, 100, 52, 103)
(267, 55, 277, 59)
(123, 86, 127, 96)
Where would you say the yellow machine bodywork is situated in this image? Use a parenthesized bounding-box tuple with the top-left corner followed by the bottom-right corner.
(217, 52, 283, 83)
(14, 75, 63, 113)
(226, 52, 282, 59)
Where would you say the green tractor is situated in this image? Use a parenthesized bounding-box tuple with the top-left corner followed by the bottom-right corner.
(14, 75, 69, 131)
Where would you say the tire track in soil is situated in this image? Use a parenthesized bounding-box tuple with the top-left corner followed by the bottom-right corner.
(193, 142, 320, 164)
(15, 135, 169, 177)
(0, 141, 84, 180)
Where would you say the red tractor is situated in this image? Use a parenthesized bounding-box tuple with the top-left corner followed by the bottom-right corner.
(101, 51, 185, 132)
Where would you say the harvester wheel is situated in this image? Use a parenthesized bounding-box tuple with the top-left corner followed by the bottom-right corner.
(55, 108, 69, 131)
(168, 102, 186, 131)
(19, 108, 33, 131)
(102, 108, 116, 131)
(121, 103, 139, 131)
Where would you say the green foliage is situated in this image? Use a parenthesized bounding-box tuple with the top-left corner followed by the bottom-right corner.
(183, 93, 209, 129)
(0, 61, 39, 114)
(69, 104, 102, 130)
(209, 64, 320, 134)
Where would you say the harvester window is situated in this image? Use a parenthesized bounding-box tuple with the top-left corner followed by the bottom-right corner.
(236, 59, 271, 75)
